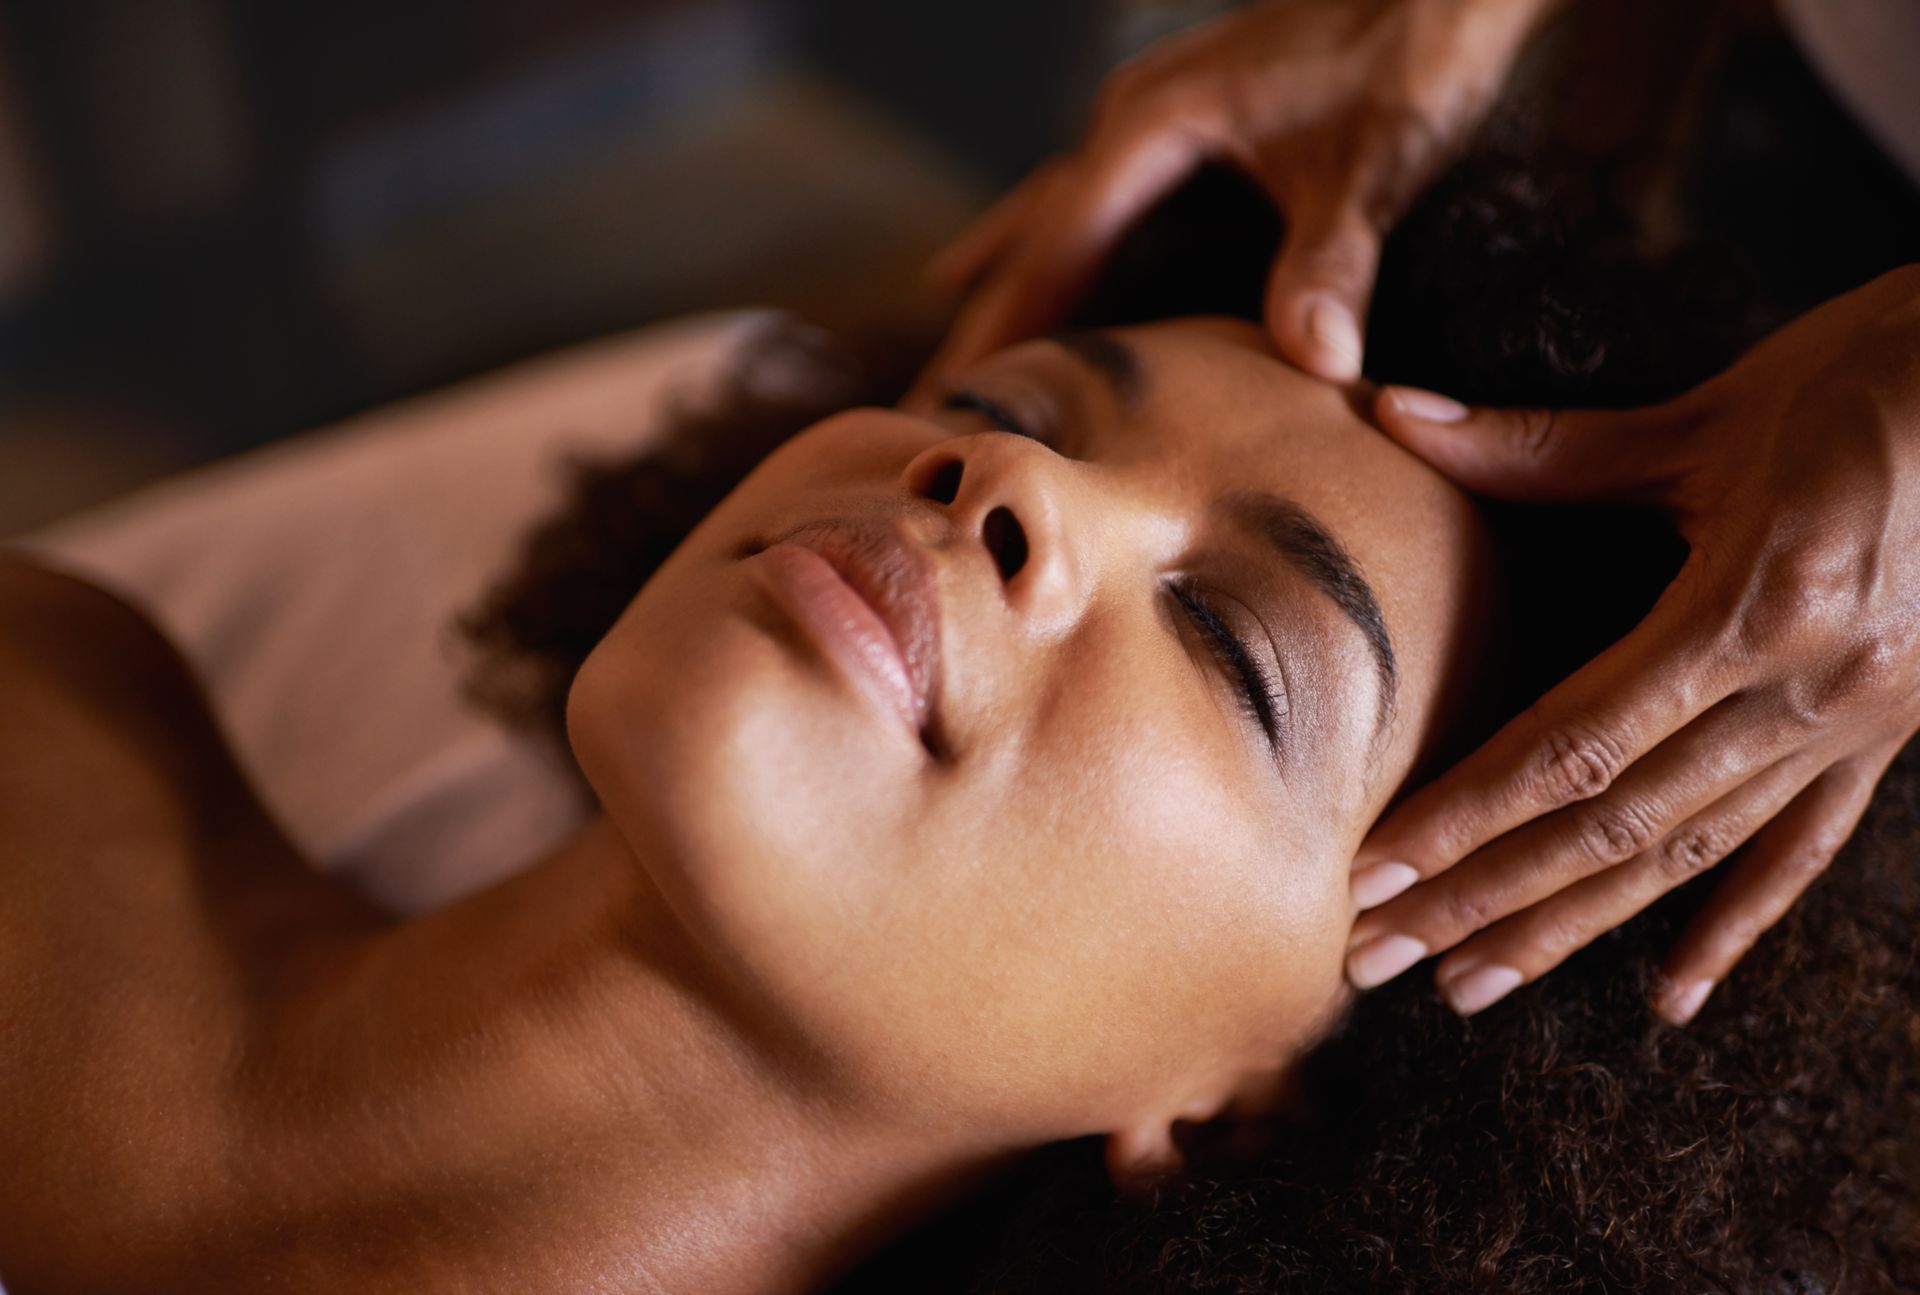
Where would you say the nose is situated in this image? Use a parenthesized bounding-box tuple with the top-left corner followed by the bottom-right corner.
(902, 432, 1085, 638)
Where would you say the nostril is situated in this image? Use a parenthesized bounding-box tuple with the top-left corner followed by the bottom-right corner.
(982, 505, 1028, 582)
(923, 459, 964, 505)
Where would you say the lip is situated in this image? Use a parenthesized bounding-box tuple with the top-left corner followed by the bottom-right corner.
(752, 518, 943, 741)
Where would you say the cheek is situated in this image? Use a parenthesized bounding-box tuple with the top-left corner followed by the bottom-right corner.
(565, 418, 1357, 1115)
(569, 411, 934, 872)
(563, 488, 946, 1028)
(895, 682, 1354, 1115)
(568, 561, 927, 931)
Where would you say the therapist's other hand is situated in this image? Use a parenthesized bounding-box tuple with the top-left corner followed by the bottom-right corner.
(919, 0, 1555, 391)
(1346, 265, 1920, 1025)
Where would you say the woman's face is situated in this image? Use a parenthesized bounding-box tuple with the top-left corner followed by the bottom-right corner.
(570, 317, 1493, 1142)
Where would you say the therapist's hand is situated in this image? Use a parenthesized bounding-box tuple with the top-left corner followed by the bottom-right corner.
(919, 0, 1558, 391)
(1345, 265, 1920, 1024)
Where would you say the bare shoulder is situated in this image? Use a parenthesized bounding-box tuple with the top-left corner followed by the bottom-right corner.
(2, 554, 251, 812)
(0, 548, 154, 620)
(0, 555, 313, 1290)
(0, 552, 310, 899)
(0, 553, 197, 733)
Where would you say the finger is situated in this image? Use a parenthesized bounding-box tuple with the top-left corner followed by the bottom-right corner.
(1371, 385, 1701, 505)
(916, 125, 1204, 392)
(1425, 754, 1817, 1015)
(1353, 569, 1733, 898)
(926, 163, 1062, 296)
(1263, 193, 1382, 382)
(1347, 690, 1793, 988)
(1652, 747, 1893, 1024)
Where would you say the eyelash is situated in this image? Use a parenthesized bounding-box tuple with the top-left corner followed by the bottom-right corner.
(1171, 579, 1285, 753)
(942, 389, 1054, 448)
(944, 387, 1283, 753)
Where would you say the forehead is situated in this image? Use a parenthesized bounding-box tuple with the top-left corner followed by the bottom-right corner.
(1113, 319, 1413, 482)
(1108, 317, 1472, 549)
(1107, 317, 1491, 793)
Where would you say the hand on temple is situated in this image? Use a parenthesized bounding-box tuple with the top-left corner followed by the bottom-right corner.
(1345, 265, 1920, 1024)
(915, 0, 1557, 392)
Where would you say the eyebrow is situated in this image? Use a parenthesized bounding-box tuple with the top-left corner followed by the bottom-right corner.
(1230, 490, 1398, 732)
(1047, 330, 1145, 411)
(1044, 329, 1398, 729)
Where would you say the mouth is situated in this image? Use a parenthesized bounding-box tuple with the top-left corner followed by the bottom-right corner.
(751, 517, 946, 753)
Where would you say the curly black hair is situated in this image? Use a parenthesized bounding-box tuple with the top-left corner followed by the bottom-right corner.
(457, 19, 1920, 1294)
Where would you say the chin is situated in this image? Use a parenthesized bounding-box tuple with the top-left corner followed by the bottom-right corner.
(567, 582, 917, 990)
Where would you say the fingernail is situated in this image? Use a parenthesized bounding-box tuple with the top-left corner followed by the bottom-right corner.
(1660, 978, 1714, 1025)
(1441, 964, 1523, 1016)
(1386, 386, 1468, 424)
(1351, 861, 1420, 910)
(1305, 296, 1362, 379)
(1347, 934, 1428, 989)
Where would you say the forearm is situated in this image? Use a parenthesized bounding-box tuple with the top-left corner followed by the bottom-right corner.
(1418, 0, 1571, 72)
(1436, 0, 1569, 34)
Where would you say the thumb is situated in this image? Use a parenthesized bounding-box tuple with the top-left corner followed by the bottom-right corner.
(913, 129, 1200, 401)
(1373, 386, 1697, 504)
(1264, 197, 1382, 383)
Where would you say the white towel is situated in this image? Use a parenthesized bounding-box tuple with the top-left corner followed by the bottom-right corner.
(10, 310, 768, 914)
(1779, 0, 1920, 190)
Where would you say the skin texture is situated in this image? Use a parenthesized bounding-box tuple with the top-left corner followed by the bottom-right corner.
(919, 0, 1562, 392)
(924, 0, 1920, 1031)
(0, 318, 1491, 1292)
(1348, 263, 1920, 1021)
(573, 317, 1495, 1176)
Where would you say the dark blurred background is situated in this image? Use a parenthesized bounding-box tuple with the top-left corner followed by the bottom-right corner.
(0, 0, 1233, 536)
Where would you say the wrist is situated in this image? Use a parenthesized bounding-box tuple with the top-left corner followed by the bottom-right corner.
(1408, 0, 1563, 85)
(1424, 0, 1565, 39)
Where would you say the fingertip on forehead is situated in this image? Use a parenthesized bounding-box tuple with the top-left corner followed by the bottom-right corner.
(1115, 317, 1468, 483)
(967, 315, 1497, 819)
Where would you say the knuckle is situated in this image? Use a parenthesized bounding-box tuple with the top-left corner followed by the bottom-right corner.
(1824, 631, 1903, 706)
(1148, 76, 1223, 128)
(1570, 800, 1662, 868)
(1769, 674, 1832, 734)
(1529, 911, 1593, 963)
(1424, 816, 1491, 872)
(1764, 633, 1900, 734)
(1777, 838, 1842, 885)
(1727, 543, 1868, 663)
(1441, 884, 1505, 940)
(1513, 407, 1560, 462)
(1656, 822, 1730, 884)
(1730, 588, 1817, 662)
(1289, 227, 1376, 291)
(1530, 724, 1629, 810)
(1354, 104, 1447, 206)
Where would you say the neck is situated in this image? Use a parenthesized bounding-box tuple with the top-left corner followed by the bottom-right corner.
(236, 816, 1015, 1292)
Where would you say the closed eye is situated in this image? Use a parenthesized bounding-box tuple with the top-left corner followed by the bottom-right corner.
(948, 380, 1287, 760)
(1170, 577, 1286, 756)
(941, 389, 1055, 448)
